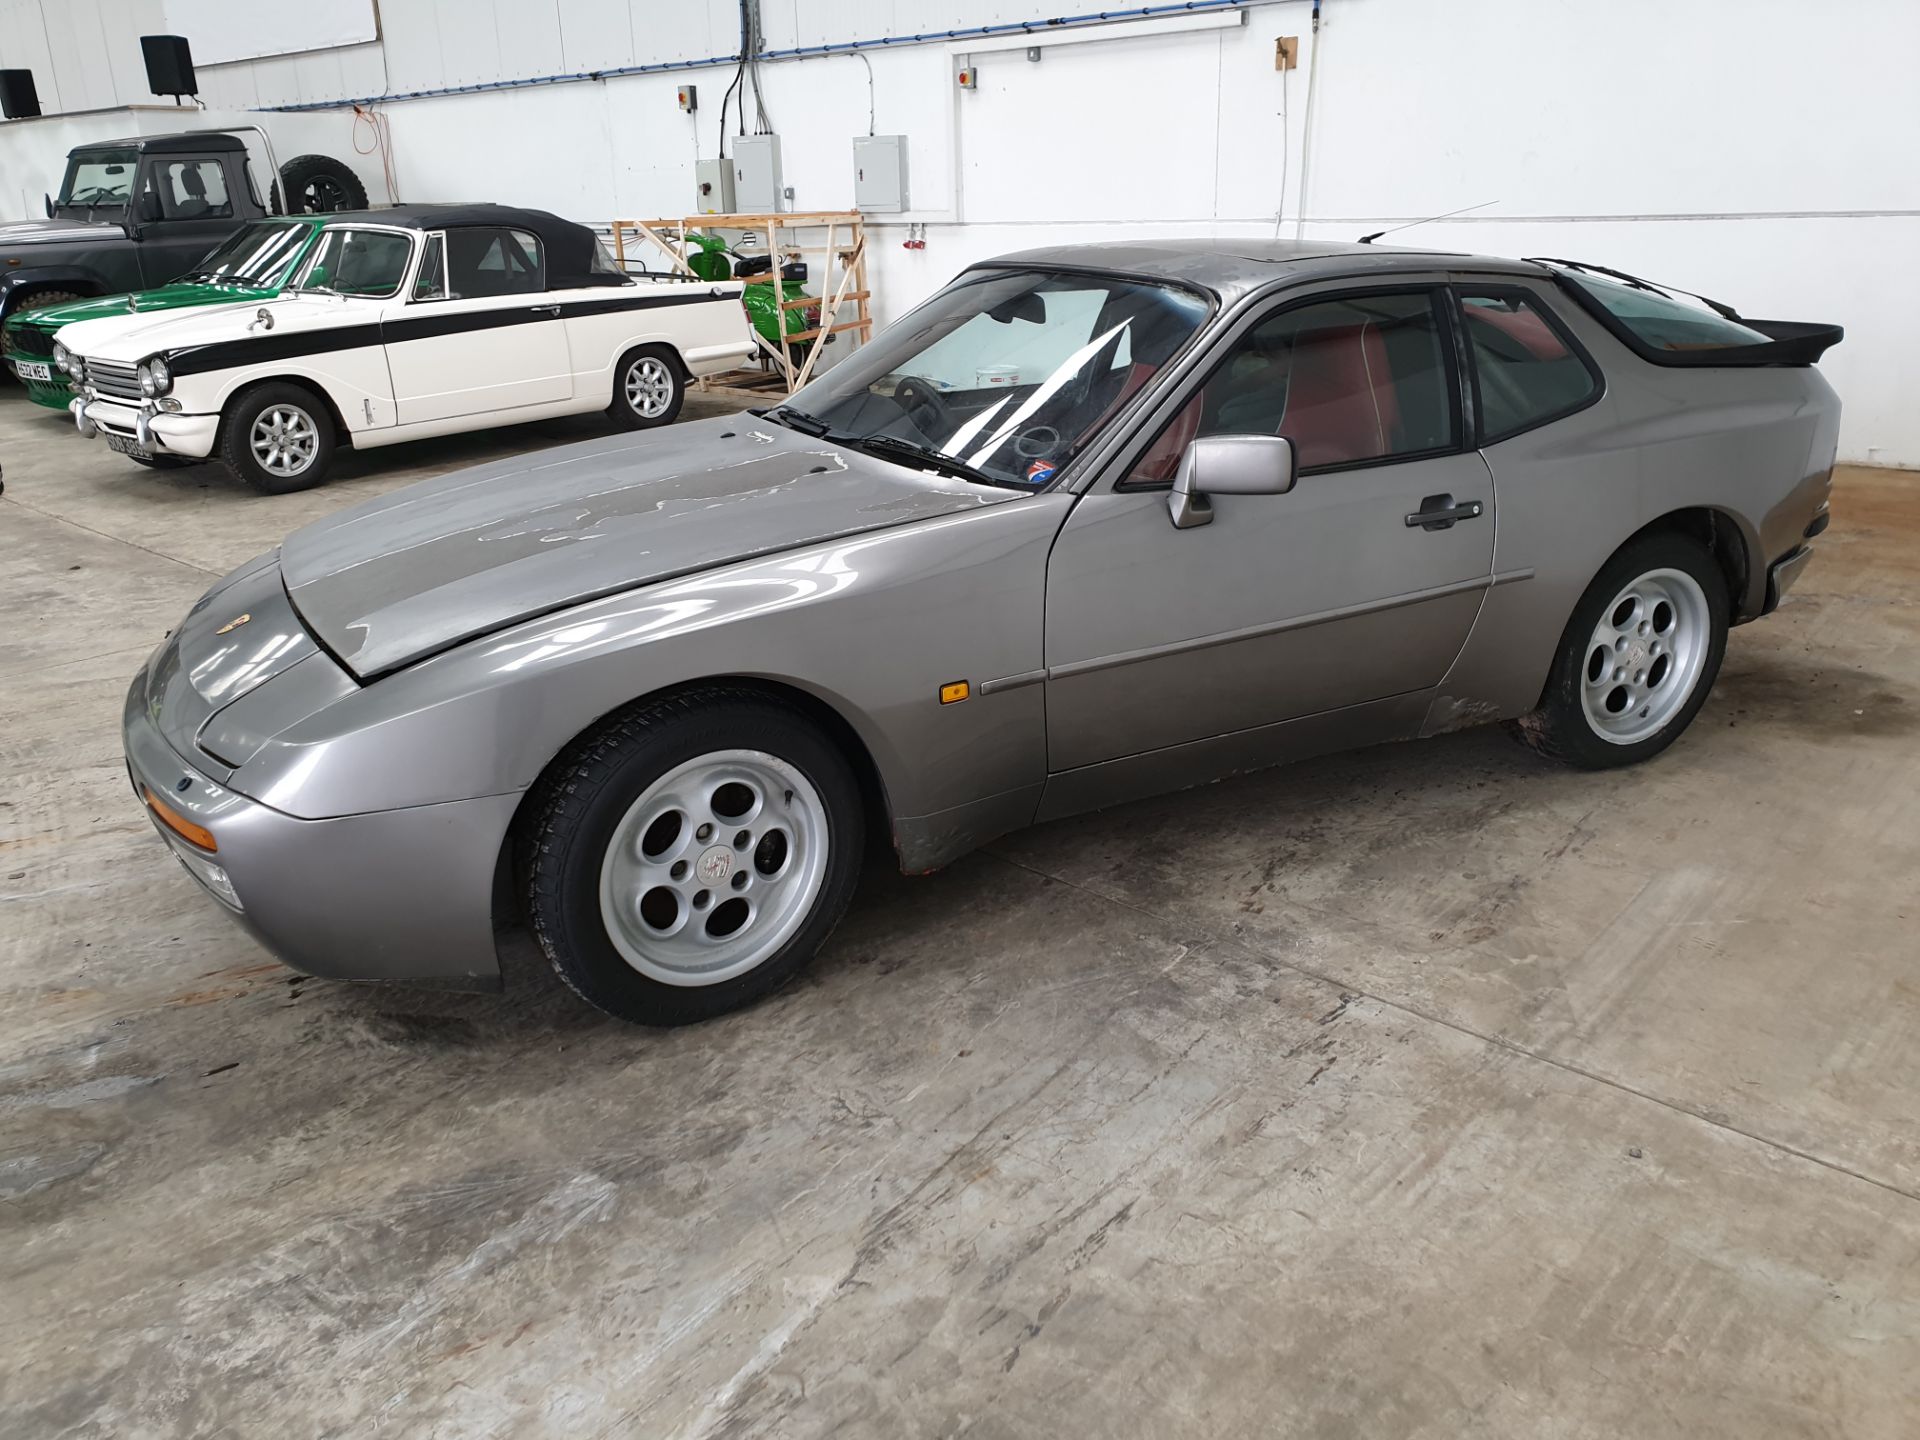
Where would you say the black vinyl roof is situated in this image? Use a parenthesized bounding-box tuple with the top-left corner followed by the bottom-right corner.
(314, 204, 617, 288)
(74, 131, 248, 154)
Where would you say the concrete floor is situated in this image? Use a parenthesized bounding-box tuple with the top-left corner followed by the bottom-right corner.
(3, 382, 1918, 1439)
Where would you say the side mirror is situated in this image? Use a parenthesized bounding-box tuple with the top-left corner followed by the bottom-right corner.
(1168, 434, 1297, 528)
(43, 192, 53, 217)
(136, 190, 163, 223)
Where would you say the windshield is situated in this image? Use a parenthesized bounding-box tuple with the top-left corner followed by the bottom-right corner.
(781, 268, 1210, 488)
(183, 222, 314, 287)
(292, 227, 414, 298)
(56, 149, 138, 214)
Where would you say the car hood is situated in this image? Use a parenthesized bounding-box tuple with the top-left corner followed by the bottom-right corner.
(55, 292, 379, 361)
(0, 217, 124, 247)
(280, 418, 1019, 679)
(16, 283, 272, 332)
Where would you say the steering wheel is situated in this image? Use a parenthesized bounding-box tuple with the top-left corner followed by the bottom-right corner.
(892, 375, 953, 437)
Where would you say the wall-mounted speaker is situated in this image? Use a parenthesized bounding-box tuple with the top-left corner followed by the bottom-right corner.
(140, 35, 197, 99)
(0, 69, 41, 120)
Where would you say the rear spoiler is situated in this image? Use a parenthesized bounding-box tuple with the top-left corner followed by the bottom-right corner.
(1528, 257, 1843, 367)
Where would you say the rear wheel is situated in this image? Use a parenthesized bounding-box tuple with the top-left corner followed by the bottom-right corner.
(1514, 532, 1729, 768)
(607, 344, 685, 430)
(219, 382, 336, 494)
(524, 690, 864, 1026)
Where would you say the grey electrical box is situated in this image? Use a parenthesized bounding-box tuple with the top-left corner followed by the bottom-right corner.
(733, 134, 783, 214)
(852, 134, 909, 213)
(695, 158, 735, 215)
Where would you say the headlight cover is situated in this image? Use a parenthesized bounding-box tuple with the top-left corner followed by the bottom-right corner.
(52, 341, 70, 373)
(138, 362, 156, 397)
(144, 354, 172, 395)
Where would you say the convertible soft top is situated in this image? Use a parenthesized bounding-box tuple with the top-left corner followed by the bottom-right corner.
(319, 203, 626, 289)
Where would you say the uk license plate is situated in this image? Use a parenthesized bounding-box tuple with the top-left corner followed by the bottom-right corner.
(13, 359, 52, 381)
(104, 431, 153, 461)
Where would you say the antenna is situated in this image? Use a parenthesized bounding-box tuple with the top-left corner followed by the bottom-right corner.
(1358, 200, 1498, 245)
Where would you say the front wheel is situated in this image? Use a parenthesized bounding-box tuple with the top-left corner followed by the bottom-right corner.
(607, 345, 686, 430)
(523, 690, 864, 1026)
(1514, 532, 1729, 769)
(219, 382, 336, 494)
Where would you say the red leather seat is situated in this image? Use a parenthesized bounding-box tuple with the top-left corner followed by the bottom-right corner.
(1465, 303, 1568, 359)
(1280, 322, 1398, 468)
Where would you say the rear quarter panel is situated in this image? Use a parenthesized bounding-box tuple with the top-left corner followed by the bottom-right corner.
(1435, 283, 1841, 723)
(561, 283, 754, 399)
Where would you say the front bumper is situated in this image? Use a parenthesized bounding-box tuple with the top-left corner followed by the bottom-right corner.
(123, 667, 517, 990)
(73, 395, 220, 458)
(6, 356, 72, 410)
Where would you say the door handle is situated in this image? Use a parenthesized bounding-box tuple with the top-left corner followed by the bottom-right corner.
(529, 304, 562, 315)
(1405, 494, 1484, 531)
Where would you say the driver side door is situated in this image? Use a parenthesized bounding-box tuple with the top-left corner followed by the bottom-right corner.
(1042, 283, 1496, 779)
(382, 225, 574, 426)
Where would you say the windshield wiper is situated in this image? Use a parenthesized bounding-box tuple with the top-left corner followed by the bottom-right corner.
(844, 434, 1023, 489)
(754, 403, 831, 437)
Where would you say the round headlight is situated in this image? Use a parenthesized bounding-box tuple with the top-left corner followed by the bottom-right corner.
(138, 363, 157, 397)
(148, 354, 171, 394)
(52, 341, 70, 373)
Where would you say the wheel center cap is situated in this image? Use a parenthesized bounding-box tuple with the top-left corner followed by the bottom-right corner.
(695, 846, 733, 886)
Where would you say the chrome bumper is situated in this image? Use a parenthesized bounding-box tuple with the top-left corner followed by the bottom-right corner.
(74, 395, 219, 458)
(122, 667, 515, 990)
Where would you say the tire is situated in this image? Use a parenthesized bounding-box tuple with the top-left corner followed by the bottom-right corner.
(1, 289, 82, 367)
(218, 382, 336, 494)
(1513, 532, 1730, 769)
(607, 344, 686, 430)
(524, 689, 865, 1026)
(273, 154, 368, 215)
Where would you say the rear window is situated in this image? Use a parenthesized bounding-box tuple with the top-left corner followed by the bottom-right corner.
(1558, 269, 1771, 353)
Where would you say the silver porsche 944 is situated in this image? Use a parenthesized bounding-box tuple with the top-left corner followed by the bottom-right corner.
(124, 240, 1841, 1025)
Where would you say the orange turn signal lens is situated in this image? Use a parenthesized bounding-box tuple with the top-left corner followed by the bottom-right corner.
(143, 786, 217, 852)
(939, 680, 970, 705)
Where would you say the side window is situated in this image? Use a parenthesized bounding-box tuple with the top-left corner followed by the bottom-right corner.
(413, 233, 446, 300)
(446, 227, 545, 298)
(158, 159, 232, 221)
(1459, 291, 1600, 443)
(1125, 291, 1455, 485)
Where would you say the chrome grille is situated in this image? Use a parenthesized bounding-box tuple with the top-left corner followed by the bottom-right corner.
(83, 357, 143, 402)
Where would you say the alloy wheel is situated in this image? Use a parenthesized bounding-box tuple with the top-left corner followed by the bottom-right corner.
(1579, 567, 1712, 745)
(249, 405, 319, 478)
(598, 749, 830, 986)
(625, 356, 675, 419)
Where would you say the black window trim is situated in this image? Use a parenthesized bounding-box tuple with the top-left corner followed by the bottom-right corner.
(1451, 282, 1605, 448)
(1113, 281, 1469, 493)
(409, 230, 450, 304)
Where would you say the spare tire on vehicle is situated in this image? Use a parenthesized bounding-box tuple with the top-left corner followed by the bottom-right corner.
(273, 154, 368, 214)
